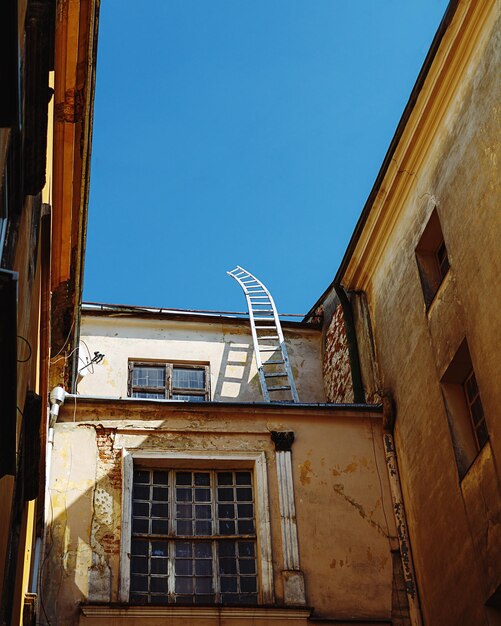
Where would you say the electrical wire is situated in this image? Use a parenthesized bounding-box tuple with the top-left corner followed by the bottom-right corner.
(49, 319, 75, 362)
(17, 335, 32, 363)
(50, 345, 79, 365)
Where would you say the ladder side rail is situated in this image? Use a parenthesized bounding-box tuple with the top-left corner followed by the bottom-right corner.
(232, 266, 299, 403)
(227, 269, 270, 402)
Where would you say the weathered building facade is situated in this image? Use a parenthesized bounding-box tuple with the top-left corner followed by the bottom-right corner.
(42, 306, 412, 625)
(0, 1, 99, 624)
(308, 0, 501, 623)
(24, 0, 500, 624)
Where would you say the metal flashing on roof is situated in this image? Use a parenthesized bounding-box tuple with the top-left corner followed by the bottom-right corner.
(82, 301, 320, 330)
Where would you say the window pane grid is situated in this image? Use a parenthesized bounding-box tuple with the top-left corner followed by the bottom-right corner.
(172, 367, 205, 390)
(129, 363, 209, 401)
(130, 469, 257, 605)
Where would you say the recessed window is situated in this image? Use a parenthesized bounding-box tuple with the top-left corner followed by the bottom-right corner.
(441, 339, 489, 478)
(415, 209, 450, 308)
(128, 362, 210, 401)
(129, 468, 258, 605)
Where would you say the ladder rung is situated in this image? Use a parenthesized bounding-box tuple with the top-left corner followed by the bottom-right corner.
(253, 316, 274, 320)
(249, 296, 269, 299)
(252, 309, 273, 313)
(268, 386, 291, 391)
(264, 372, 287, 378)
(258, 346, 279, 351)
(258, 335, 279, 340)
(263, 360, 284, 365)
(255, 325, 275, 329)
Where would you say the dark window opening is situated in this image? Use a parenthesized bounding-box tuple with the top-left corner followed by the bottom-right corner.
(415, 209, 450, 308)
(441, 339, 489, 479)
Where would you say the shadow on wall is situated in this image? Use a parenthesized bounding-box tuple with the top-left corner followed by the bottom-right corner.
(40, 422, 276, 625)
(213, 340, 258, 402)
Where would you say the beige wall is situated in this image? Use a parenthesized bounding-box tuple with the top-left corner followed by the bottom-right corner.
(77, 314, 326, 403)
(44, 400, 394, 625)
(335, 3, 501, 624)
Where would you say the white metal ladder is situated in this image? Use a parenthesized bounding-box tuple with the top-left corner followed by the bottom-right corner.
(227, 266, 299, 403)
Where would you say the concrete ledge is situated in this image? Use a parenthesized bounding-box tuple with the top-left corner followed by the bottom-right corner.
(80, 604, 312, 624)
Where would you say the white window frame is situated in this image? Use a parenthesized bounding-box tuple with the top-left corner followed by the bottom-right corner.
(119, 449, 274, 604)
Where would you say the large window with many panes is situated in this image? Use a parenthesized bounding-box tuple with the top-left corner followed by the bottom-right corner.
(129, 468, 258, 605)
(128, 362, 210, 402)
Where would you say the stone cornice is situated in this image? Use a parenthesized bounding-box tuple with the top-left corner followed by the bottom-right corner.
(57, 396, 382, 423)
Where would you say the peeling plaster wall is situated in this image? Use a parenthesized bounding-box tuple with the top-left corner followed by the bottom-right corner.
(309, 289, 354, 404)
(43, 403, 397, 625)
(77, 316, 326, 403)
(322, 303, 354, 403)
(349, 6, 501, 625)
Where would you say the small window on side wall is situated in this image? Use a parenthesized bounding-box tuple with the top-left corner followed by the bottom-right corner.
(415, 209, 450, 308)
(440, 339, 489, 479)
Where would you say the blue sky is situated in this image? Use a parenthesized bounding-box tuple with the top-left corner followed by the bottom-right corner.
(84, 0, 449, 315)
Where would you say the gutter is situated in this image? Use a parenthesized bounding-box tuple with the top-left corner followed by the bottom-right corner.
(304, 0, 459, 320)
(81, 302, 320, 331)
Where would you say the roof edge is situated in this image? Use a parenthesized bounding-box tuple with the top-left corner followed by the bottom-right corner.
(81, 302, 321, 330)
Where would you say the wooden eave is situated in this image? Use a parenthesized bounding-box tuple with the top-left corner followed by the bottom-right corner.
(51, 0, 99, 293)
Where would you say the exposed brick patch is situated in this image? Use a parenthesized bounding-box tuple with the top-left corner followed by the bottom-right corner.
(95, 427, 121, 491)
(100, 533, 121, 554)
(323, 304, 354, 403)
(93, 427, 122, 559)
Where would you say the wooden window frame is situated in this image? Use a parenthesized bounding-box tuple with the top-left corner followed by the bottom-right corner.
(128, 468, 258, 605)
(128, 361, 210, 401)
(119, 449, 274, 605)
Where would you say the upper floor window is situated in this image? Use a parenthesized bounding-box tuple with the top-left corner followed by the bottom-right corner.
(441, 339, 489, 478)
(128, 362, 210, 402)
(415, 209, 450, 308)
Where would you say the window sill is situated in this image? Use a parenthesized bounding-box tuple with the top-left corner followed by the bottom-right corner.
(80, 604, 312, 621)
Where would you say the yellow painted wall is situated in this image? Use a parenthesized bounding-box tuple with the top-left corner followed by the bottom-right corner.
(336, 2, 501, 624)
(77, 315, 326, 403)
(43, 401, 394, 625)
